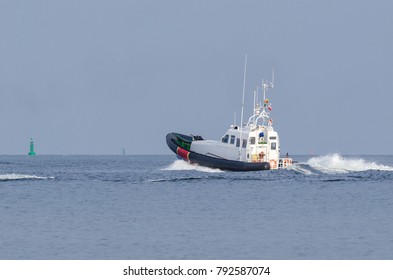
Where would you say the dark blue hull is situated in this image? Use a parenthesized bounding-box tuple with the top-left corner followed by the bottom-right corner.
(166, 132, 270, 171)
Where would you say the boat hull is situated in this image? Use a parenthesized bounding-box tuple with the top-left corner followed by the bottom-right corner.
(166, 133, 270, 171)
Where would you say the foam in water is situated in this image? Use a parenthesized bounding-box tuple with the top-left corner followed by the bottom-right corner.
(0, 173, 54, 181)
(287, 163, 315, 175)
(163, 160, 224, 173)
(307, 154, 393, 174)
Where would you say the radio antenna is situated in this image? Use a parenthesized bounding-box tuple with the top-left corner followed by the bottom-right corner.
(239, 53, 247, 159)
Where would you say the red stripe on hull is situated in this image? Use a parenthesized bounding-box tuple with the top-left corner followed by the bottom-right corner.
(176, 147, 190, 161)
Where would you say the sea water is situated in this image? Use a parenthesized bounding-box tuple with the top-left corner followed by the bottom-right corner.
(1, 154, 393, 259)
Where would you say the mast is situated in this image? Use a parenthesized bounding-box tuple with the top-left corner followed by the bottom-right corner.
(253, 89, 256, 124)
(239, 54, 247, 159)
(258, 69, 275, 127)
(256, 86, 259, 109)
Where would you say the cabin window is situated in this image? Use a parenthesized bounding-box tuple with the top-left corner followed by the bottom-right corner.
(249, 137, 256, 145)
(242, 139, 247, 148)
(230, 135, 235, 144)
(269, 136, 277, 140)
(271, 142, 277, 150)
(236, 138, 240, 147)
(222, 134, 229, 143)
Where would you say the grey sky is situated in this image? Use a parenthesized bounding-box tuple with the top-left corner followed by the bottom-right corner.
(1, 0, 392, 155)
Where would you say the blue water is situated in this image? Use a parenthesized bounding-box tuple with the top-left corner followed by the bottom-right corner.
(1, 154, 393, 259)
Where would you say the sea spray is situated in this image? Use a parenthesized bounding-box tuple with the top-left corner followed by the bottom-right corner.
(162, 160, 224, 173)
(307, 154, 393, 174)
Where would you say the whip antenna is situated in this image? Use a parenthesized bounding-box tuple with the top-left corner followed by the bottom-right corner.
(239, 54, 247, 158)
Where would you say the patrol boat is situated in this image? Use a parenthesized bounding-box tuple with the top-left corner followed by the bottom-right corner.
(166, 69, 293, 171)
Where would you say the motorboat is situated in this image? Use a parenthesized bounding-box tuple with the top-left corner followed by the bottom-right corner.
(166, 65, 292, 171)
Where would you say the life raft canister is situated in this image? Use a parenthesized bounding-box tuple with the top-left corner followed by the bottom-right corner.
(282, 158, 292, 167)
(269, 159, 277, 169)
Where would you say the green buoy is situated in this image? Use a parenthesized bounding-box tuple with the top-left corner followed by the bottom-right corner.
(28, 138, 36, 156)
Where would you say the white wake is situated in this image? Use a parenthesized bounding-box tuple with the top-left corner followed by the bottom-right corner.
(287, 163, 315, 175)
(162, 160, 224, 173)
(0, 173, 54, 181)
(307, 154, 393, 174)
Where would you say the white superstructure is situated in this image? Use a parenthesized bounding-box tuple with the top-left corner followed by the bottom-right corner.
(190, 74, 292, 169)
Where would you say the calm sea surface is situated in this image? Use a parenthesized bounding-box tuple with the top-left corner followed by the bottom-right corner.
(1, 154, 393, 259)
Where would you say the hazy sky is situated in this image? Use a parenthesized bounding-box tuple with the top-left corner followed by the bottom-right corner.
(1, 0, 392, 155)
